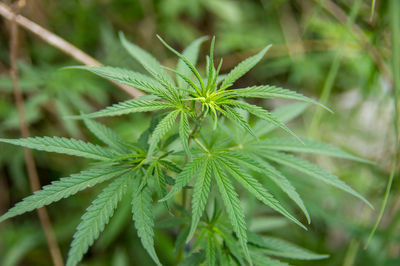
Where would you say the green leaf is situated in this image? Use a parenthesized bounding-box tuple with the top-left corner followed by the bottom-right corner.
(217, 105, 256, 137)
(160, 155, 207, 201)
(83, 117, 130, 154)
(216, 156, 305, 229)
(179, 111, 191, 158)
(187, 158, 212, 241)
(220, 45, 271, 90)
(154, 163, 168, 200)
(178, 251, 205, 266)
(64, 66, 173, 101)
(119, 32, 176, 89)
(148, 110, 180, 158)
(251, 138, 372, 164)
(157, 35, 205, 91)
(206, 232, 217, 266)
(132, 182, 161, 266)
(261, 151, 373, 208)
(252, 102, 309, 137)
(212, 160, 252, 265)
(226, 85, 331, 112)
(0, 137, 116, 161)
(248, 232, 329, 260)
(176, 36, 208, 89)
(250, 253, 289, 266)
(72, 96, 174, 119)
(252, 156, 310, 223)
(66, 172, 133, 266)
(221, 101, 299, 141)
(0, 167, 128, 223)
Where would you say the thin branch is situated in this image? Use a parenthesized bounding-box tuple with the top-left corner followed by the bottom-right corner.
(0, 2, 144, 98)
(9, 8, 64, 266)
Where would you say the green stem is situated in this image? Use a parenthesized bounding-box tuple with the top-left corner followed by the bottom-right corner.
(364, 0, 400, 249)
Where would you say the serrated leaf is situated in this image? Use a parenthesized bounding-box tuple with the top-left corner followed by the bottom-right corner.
(157, 35, 205, 91)
(250, 253, 289, 266)
(220, 45, 271, 90)
(220, 151, 310, 224)
(212, 160, 252, 265)
(251, 154, 310, 223)
(0, 167, 128, 223)
(216, 156, 305, 229)
(148, 110, 180, 158)
(83, 117, 130, 154)
(66, 172, 133, 266)
(221, 100, 299, 141)
(177, 36, 208, 89)
(261, 150, 373, 208)
(217, 105, 256, 137)
(64, 66, 173, 101)
(179, 111, 191, 158)
(187, 158, 212, 241)
(250, 138, 372, 164)
(132, 182, 161, 266)
(206, 232, 217, 266)
(160, 155, 207, 201)
(252, 102, 309, 137)
(226, 85, 330, 112)
(119, 32, 176, 89)
(248, 232, 329, 260)
(178, 251, 205, 266)
(72, 96, 174, 119)
(154, 163, 168, 200)
(0, 137, 116, 161)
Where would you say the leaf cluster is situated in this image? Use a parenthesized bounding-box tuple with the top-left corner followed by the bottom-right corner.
(0, 34, 372, 266)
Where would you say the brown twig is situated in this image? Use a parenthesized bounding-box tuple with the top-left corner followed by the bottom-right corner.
(0, 2, 144, 98)
(9, 8, 64, 266)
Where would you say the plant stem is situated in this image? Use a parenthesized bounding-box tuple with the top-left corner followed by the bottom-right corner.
(9, 7, 64, 266)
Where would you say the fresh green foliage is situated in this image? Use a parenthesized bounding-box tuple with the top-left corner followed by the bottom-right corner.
(0, 34, 372, 266)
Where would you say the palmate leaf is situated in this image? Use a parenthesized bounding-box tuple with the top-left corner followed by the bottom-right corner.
(220, 45, 271, 90)
(64, 66, 173, 101)
(212, 160, 252, 265)
(250, 138, 371, 164)
(261, 150, 373, 208)
(83, 117, 130, 154)
(71, 96, 174, 119)
(188, 158, 212, 241)
(132, 181, 161, 266)
(160, 155, 207, 201)
(221, 100, 299, 140)
(225, 85, 331, 112)
(0, 167, 129, 223)
(176, 36, 208, 89)
(0, 137, 116, 161)
(216, 156, 305, 229)
(251, 156, 310, 223)
(66, 171, 133, 266)
(219, 151, 310, 224)
(148, 110, 180, 158)
(119, 32, 176, 89)
(179, 111, 191, 158)
(248, 232, 329, 260)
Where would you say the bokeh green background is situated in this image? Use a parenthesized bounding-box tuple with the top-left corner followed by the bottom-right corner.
(0, 0, 398, 265)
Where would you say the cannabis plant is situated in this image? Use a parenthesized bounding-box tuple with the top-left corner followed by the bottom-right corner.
(0, 33, 371, 266)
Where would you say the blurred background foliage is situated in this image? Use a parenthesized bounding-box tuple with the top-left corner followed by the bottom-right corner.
(0, 0, 398, 265)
